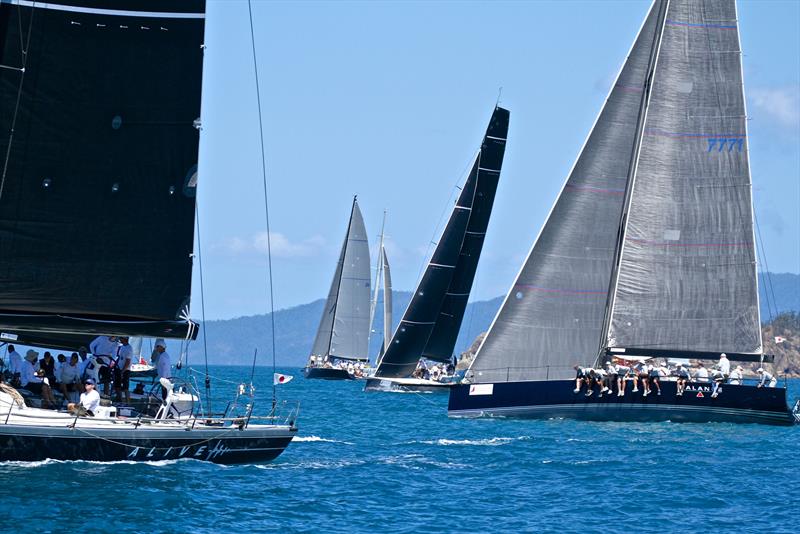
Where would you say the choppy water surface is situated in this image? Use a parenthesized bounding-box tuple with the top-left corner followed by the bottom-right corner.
(1, 367, 797, 533)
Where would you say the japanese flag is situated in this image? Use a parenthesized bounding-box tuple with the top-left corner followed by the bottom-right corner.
(273, 373, 294, 385)
(774, 336, 786, 344)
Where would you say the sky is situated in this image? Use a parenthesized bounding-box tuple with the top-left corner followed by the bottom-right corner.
(193, 0, 800, 321)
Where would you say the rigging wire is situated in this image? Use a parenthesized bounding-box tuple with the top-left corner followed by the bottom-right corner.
(754, 211, 779, 322)
(0, 6, 35, 202)
(194, 205, 212, 415)
(247, 0, 279, 410)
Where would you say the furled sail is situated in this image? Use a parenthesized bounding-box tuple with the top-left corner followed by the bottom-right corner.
(469, 2, 664, 384)
(375, 106, 509, 378)
(0, 0, 206, 339)
(310, 197, 371, 361)
(606, 0, 761, 358)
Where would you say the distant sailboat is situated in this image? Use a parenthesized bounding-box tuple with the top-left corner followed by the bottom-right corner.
(365, 106, 509, 392)
(449, 0, 799, 425)
(304, 196, 372, 379)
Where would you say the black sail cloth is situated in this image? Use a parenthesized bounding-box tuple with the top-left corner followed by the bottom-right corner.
(0, 1, 205, 339)
(375, 106, 509, 379)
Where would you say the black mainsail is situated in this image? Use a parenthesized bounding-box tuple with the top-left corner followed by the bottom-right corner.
(0, 0, 205, 340)
(450, 0, 795, 425)
(374, 106, 509, 379)
(309, 196, 371, 362)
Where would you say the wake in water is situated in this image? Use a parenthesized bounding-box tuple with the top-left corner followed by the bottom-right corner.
(293, 435, 354, 445)
(413, 436, 532, 447)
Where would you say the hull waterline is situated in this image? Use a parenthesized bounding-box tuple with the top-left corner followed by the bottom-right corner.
(365, 377, 454, 393)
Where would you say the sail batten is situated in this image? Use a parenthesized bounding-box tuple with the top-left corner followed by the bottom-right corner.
(469, 2, 663, 384)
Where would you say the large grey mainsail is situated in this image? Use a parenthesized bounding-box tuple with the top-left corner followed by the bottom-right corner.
(469, 2, 664, 384)
(310, 197, 372, 361)
(606, 0, 761, 356)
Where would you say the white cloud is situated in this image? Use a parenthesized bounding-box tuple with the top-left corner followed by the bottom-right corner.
(749, 86, 800, 128)
(219, 232, 325, 258)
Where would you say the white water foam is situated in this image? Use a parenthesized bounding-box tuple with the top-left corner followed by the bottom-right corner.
(418, 436, 531, 447)
(293, 435, 354, 445)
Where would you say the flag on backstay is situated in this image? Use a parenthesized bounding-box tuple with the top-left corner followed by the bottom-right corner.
(274, 373, 293, 385)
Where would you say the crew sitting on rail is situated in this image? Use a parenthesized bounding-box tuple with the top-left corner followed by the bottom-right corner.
(615, 362, 631, 397)
(710, 369, 725, 398)
(573, 365, 591, 394)
(675, 363, 691, 396)
(634, 361, 648, 395)
(647, 361, 662, 395)
(756, 367, 777, 388)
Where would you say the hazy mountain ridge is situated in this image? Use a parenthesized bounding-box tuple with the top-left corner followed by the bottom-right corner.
(191, 272, 799, 366)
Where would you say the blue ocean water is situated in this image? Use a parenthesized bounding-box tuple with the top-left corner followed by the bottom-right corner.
(1, 366, 797, 533)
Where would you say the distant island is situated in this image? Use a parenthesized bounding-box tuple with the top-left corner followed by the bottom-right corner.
(191, 272, 800, 368)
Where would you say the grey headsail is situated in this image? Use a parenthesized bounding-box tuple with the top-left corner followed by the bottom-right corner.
(0, 0, 205, 340)
(421, 107, 509, 362)
(375, 106, 509, 379)
(469, 2, 664, 384)
(606, 0, 761, 358)
(310, 197, 372, 361)
(380, 247, 393, 359)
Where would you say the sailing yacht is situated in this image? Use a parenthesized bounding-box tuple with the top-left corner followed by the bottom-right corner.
(304, 197, 372, 379)
(0, 0, 299, 462)
(365, 106, 509, 392)
(449, 0, 799, 425)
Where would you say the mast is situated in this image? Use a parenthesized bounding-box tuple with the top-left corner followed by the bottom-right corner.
(367, 210, 387, 356)
(595, 0, 670, 366)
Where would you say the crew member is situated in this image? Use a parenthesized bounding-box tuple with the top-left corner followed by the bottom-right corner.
(756, 368, 777, 388)
(68, 378, 100, 416)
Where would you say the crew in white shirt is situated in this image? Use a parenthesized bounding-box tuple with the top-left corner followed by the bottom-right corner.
(154, 339, 171, 400)
(693, 362, 709, 382)
(68, 378, 100, 416)
(20, 349, 56, 408)
(717, 353, 731, 376)
(59, 353, 82, 401)
(728, 365, 743, 385)
(90, 335, 118, 396)
(756, 368, 777, 388)
(7, 345, 22, 376)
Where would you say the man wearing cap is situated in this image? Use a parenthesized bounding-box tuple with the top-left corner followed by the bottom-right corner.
(68, 378, 100, 416)
(729, 365, 743, 385)
(114, 337, 133, 404)
(20, 349, 56, 408)
(154, 339, 171, 400)
(756, 368, 777, 388)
